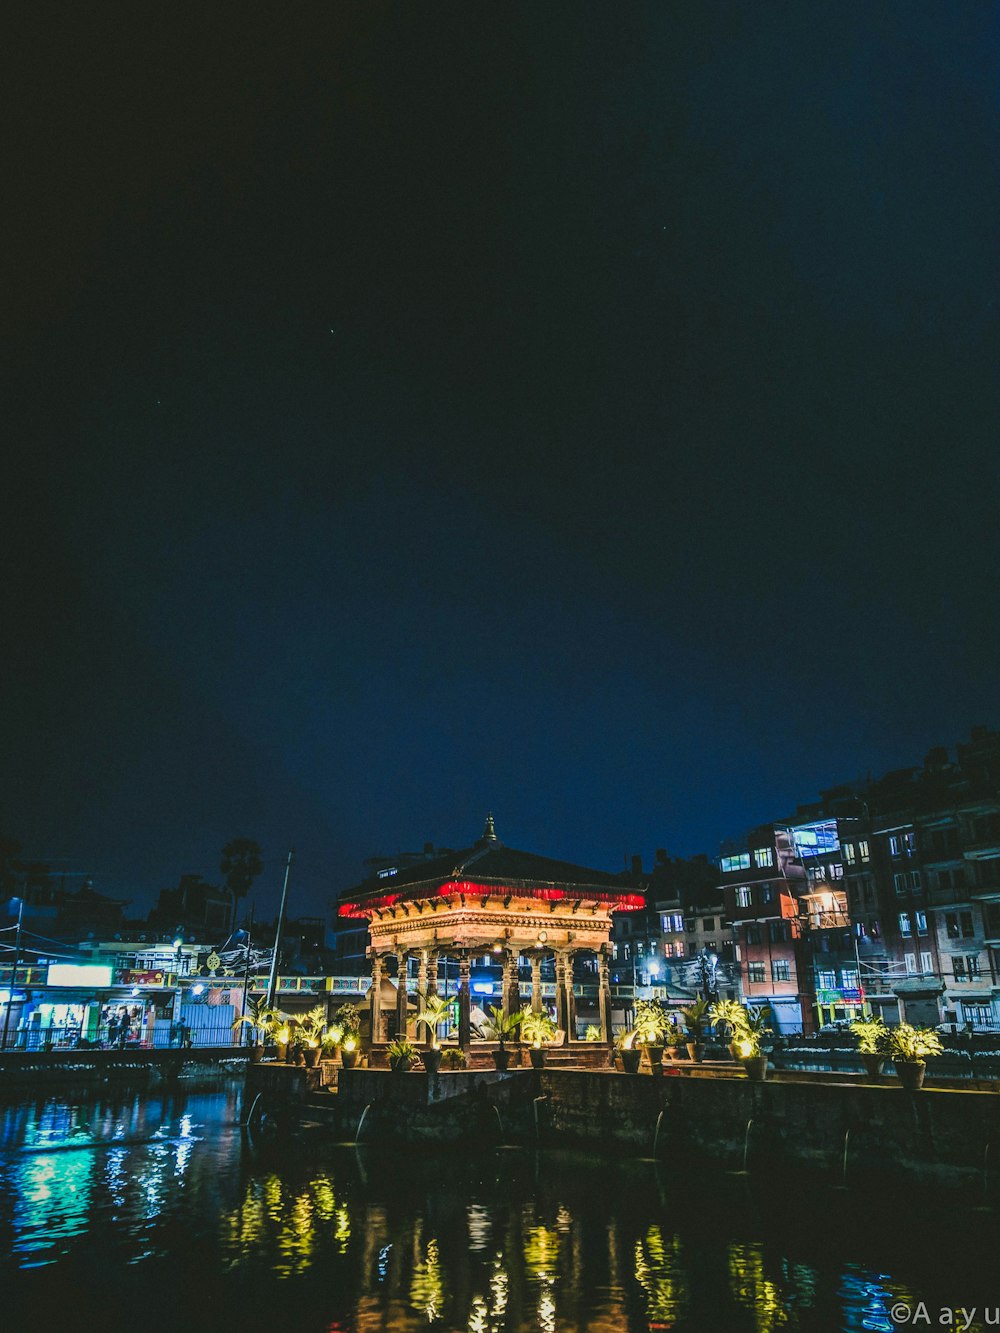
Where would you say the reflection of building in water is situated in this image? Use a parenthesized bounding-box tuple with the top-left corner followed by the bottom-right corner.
(221, 1172, 353, 1279)
(634, 1225, 688, 1327)
(728, 1241, 820, 1333)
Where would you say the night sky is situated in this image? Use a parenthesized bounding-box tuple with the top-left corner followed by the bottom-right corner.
(5, 5, 999, 919)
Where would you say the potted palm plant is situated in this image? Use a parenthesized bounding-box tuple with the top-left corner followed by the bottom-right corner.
(340, 1033, 359, 1069)
(521, 1008, 556, 1068)
(731, 1006, 773, 1081)
(387, 1038, 418, 1072)
(680, 997, 711, 1061)
(664, 1025, 686, 1060)
(321, 1023, 343, 1062)
(331, 1002, 361, 1068)
(480, 1004, 524, 1070)
(440, 1048, 467, 1070)
(635, 998, 670, 1069)
(887, 1022, 943, 1090)
(850, 1014, 892, 1078)
(298, 1005, 328, 1068)
(710, 998, 749, 1060)
(414, 992, 452, 1074)
(614, 1029, 642, 1073)
(231, 998, 280, 1062)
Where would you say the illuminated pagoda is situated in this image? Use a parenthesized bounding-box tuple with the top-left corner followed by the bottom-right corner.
(337, 815, 644, 1052)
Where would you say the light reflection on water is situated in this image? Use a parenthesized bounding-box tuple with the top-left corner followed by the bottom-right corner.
(0, 1084, 993, 1332)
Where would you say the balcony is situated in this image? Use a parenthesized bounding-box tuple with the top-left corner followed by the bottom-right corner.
(964, 841, 1000, 862)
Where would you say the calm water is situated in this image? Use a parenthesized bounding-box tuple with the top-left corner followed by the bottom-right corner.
(0, 1081, 996, 1331)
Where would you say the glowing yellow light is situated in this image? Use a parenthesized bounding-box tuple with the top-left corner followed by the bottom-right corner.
(343, 1035, 357, 1052)
(736, 1039, 753, 1057)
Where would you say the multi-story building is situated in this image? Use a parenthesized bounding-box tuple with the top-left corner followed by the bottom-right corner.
(720, 824, 810, 1032)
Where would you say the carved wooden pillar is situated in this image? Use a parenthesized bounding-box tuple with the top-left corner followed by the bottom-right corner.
(458, 954, 472, 1052)
(395, 952, 409, 1037)
(417, 949, 428, 998)
(555, 952, 569, 1034)
(502, 950, 519, 1018)
(564, 950, 578, 1038)
(426, 953, 439, 998)
(370, 953, 384, 1044)
(530, 954, 543, 1013)
(598, 949, 613, 1045)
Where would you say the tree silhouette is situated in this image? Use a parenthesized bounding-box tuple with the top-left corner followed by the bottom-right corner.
(220, 838, 263, 932)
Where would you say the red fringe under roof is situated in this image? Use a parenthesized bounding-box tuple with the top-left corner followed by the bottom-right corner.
(338, 877, 645, 919)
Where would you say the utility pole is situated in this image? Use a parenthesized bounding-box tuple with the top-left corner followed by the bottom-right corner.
(2, 898, 25, 1051)
(266, 850, 294, 1010)
(240, 903, 255, 1044)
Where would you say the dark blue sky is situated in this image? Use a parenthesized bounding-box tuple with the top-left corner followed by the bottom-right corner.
(4, 5, 999, 919)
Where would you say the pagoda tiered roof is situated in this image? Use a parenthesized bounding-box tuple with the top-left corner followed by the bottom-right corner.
(338, 817, 644, 919)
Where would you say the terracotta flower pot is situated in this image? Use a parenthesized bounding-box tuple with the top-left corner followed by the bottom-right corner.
(340, 1048, 357, 1070)
(686, 1042, 705, 1062)
(645, 1044, 664, 1069)
(894, 1059, 926, 1090)
(529, 1047, 547, 1070)
(861, 1053, 886, 1078)
(249, 1043, 264, 1064)
(742, 1055, 768, 1081)
(492, 1047, 511, 1072)
(304, 1047, 319, 1068)
(620, 1048, 642, 1074)
(422, 1047, 442, 1075)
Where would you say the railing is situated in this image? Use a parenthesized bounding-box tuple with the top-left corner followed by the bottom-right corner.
(2, 1016, 244, 1053)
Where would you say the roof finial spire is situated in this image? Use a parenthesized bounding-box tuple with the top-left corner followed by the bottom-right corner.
(482, 812, 498, 843)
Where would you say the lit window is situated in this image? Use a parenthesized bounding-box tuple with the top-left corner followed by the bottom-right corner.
(841, 969, 859, 991)
(736, 886, 752, 909)
(843, 843, 856, 865)
(747, 962, 765, 984)
(753, 847, 774, 868)
(905, 953, 916, 974)
(817, 970, 837, 990)
(899, 913, 912, 936)
(889, 835, 901, 857)
(919, 951, 933, 974)
(859, 841, 870, 862)
(721, 853, 751, 874)
(915, 911, 928, 935)
(969, 955, 982, 979)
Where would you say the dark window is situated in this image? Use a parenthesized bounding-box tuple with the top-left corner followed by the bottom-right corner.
(772, 960, 791, 983)
(747, 962, 765, 984)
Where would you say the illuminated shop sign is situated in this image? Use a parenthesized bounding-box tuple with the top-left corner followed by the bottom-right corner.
(792, 821, 840, 857)
(46, 964, 114, 987)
